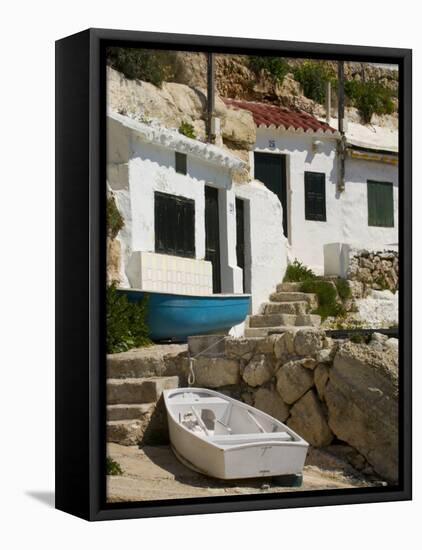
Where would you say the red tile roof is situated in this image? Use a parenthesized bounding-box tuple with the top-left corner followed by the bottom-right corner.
(223, 98, 337, 135)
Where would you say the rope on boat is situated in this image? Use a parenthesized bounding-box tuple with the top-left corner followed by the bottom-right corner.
(187, 335, 228, 387)
(188, 357, 196, 386)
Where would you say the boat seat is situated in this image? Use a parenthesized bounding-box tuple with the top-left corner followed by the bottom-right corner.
(211, 431, 293, 443)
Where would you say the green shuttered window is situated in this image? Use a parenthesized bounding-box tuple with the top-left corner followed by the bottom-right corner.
(367, 180, 394, 227)
(304, 172, 326, 221)
(155, 191, 195, 258)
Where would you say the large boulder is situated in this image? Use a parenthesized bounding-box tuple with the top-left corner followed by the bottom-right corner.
(221, 106, 256, 149)
(192, 356, 240, 388)
(294, 328, 325, 356)
(287, 389, 333, 447)
(325, 342, 399, 482)
(241, 354, 273, 387)
(254, 387, 290, 423)
(276, 360, 314, 404)
(314, 363, 330, 401)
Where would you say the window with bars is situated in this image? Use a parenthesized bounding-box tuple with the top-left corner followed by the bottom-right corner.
(154, 191, 195, 258)
(367, 180, 394, 227)
(304, 172, 326, 221)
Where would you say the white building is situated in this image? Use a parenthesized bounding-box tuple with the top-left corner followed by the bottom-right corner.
(107, 111, 287, 314)
(224, 99, 399, 273)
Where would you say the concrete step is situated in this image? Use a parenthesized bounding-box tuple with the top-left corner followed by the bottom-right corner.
(244, 326, 304, 337)
(264, 297, 317, 314)
(276, 282, 302, 292)
(107, 376, 179, 405)
(107, 419, 148, 446)
(249, 313, 321, 329)
(249, 313, 297, 328)
(262, 300, 310, 316)
(107, 344, 186, 379)
(269, 292, 317, 308)
(107, 403, 155, 421)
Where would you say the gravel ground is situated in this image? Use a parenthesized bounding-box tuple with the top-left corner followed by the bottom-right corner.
(106, 443, 382, 503)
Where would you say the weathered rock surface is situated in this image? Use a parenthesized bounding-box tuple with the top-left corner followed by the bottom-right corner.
(254, 387, 290, 422)
(324, 342, 399, 482)
(276, 360, 314, 404)
(314, 363, 330, 401)
(107, 237, 121, 284)
(107, 344, 187, 378)
(294, 328, 325, 356)
(287, 390, 333, 447)
(273, 331, 295, 358)
(221, 105, 256, 149)
(241, 354, 273, 387)
(193, 356, 240, 387)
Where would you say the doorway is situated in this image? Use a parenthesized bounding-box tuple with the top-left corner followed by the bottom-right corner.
(205, 186, 221, 293)
(254, 152, 288, 239)
(236, 198, 246, 293)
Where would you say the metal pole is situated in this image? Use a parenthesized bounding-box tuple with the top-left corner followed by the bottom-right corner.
(338, 61, 345, 135)
(337, 61, 346, 192)
(326, 81, 331, 125)
(206, 52, 215, 143)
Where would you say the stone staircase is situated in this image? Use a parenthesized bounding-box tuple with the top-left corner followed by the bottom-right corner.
(245, 282, 321, 337)
(106, 344, 185, 445)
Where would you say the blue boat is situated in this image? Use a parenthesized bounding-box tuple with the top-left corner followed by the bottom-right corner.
(117, 288, 251, 342)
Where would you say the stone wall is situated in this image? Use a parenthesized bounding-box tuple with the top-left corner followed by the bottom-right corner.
(187, 329, 399, 483)
(347, 249, 399, 296)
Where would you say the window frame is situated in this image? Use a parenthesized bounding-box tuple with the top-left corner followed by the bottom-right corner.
(154, 191, 195, 258)
(304, 171, 327, 222)
(367, 180, 395, 228)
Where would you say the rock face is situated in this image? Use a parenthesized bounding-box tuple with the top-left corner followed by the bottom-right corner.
(276, 360, 314, 404)
(294, 328, 325, 356)
(325, 342, 399, 482)
(193, 356, 240, 387)
(254, 387, 289, 422)
(107, 66, 255, 154)
(288, 390, 333, 447)
(241, 354, 273, 387)
(347, 249, 399, 294)
(107, 237, 121, 284)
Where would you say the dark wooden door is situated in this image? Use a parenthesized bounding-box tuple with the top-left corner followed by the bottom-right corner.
(254, 152, 288, 238)
(236, 198, 246, 293)
(205, 186, 221, 293)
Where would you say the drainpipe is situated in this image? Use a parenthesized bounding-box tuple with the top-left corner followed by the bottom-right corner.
(206, 52, 215, 143)
(337, 61, 346, 192)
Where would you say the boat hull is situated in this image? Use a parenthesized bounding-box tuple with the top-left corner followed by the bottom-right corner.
(118, 289, 251, 342)
(164, 388, 309, 480)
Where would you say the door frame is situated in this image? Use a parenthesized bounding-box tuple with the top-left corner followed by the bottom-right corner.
(252, 149, 292, 244)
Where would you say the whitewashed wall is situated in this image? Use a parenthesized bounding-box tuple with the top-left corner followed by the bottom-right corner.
(235, 180, 287, 313)
(107, 115, 287, 313)
(254, 127, 398, 272)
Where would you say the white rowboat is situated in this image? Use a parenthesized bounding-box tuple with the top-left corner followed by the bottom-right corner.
(163, 387, 309, 480)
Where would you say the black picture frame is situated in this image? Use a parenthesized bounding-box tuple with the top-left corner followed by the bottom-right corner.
(55, 28, 412, 521)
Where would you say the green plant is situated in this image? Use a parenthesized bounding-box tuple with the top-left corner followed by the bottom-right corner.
(107, 283, 152, 354)
(106, 47, 177, 87)
(283, 259, 316, 283)
(349, 332, 370, 344)
(178, 121, 196, 139)
(345, 79, 394, 123)
(107, 195, 124, 239)
(334, 278, 352, 301)
(293, 61, 335, 104)
(248, 56, 290, 84)
(301, 280, 346, 321)
(106, 457, 123, 476)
